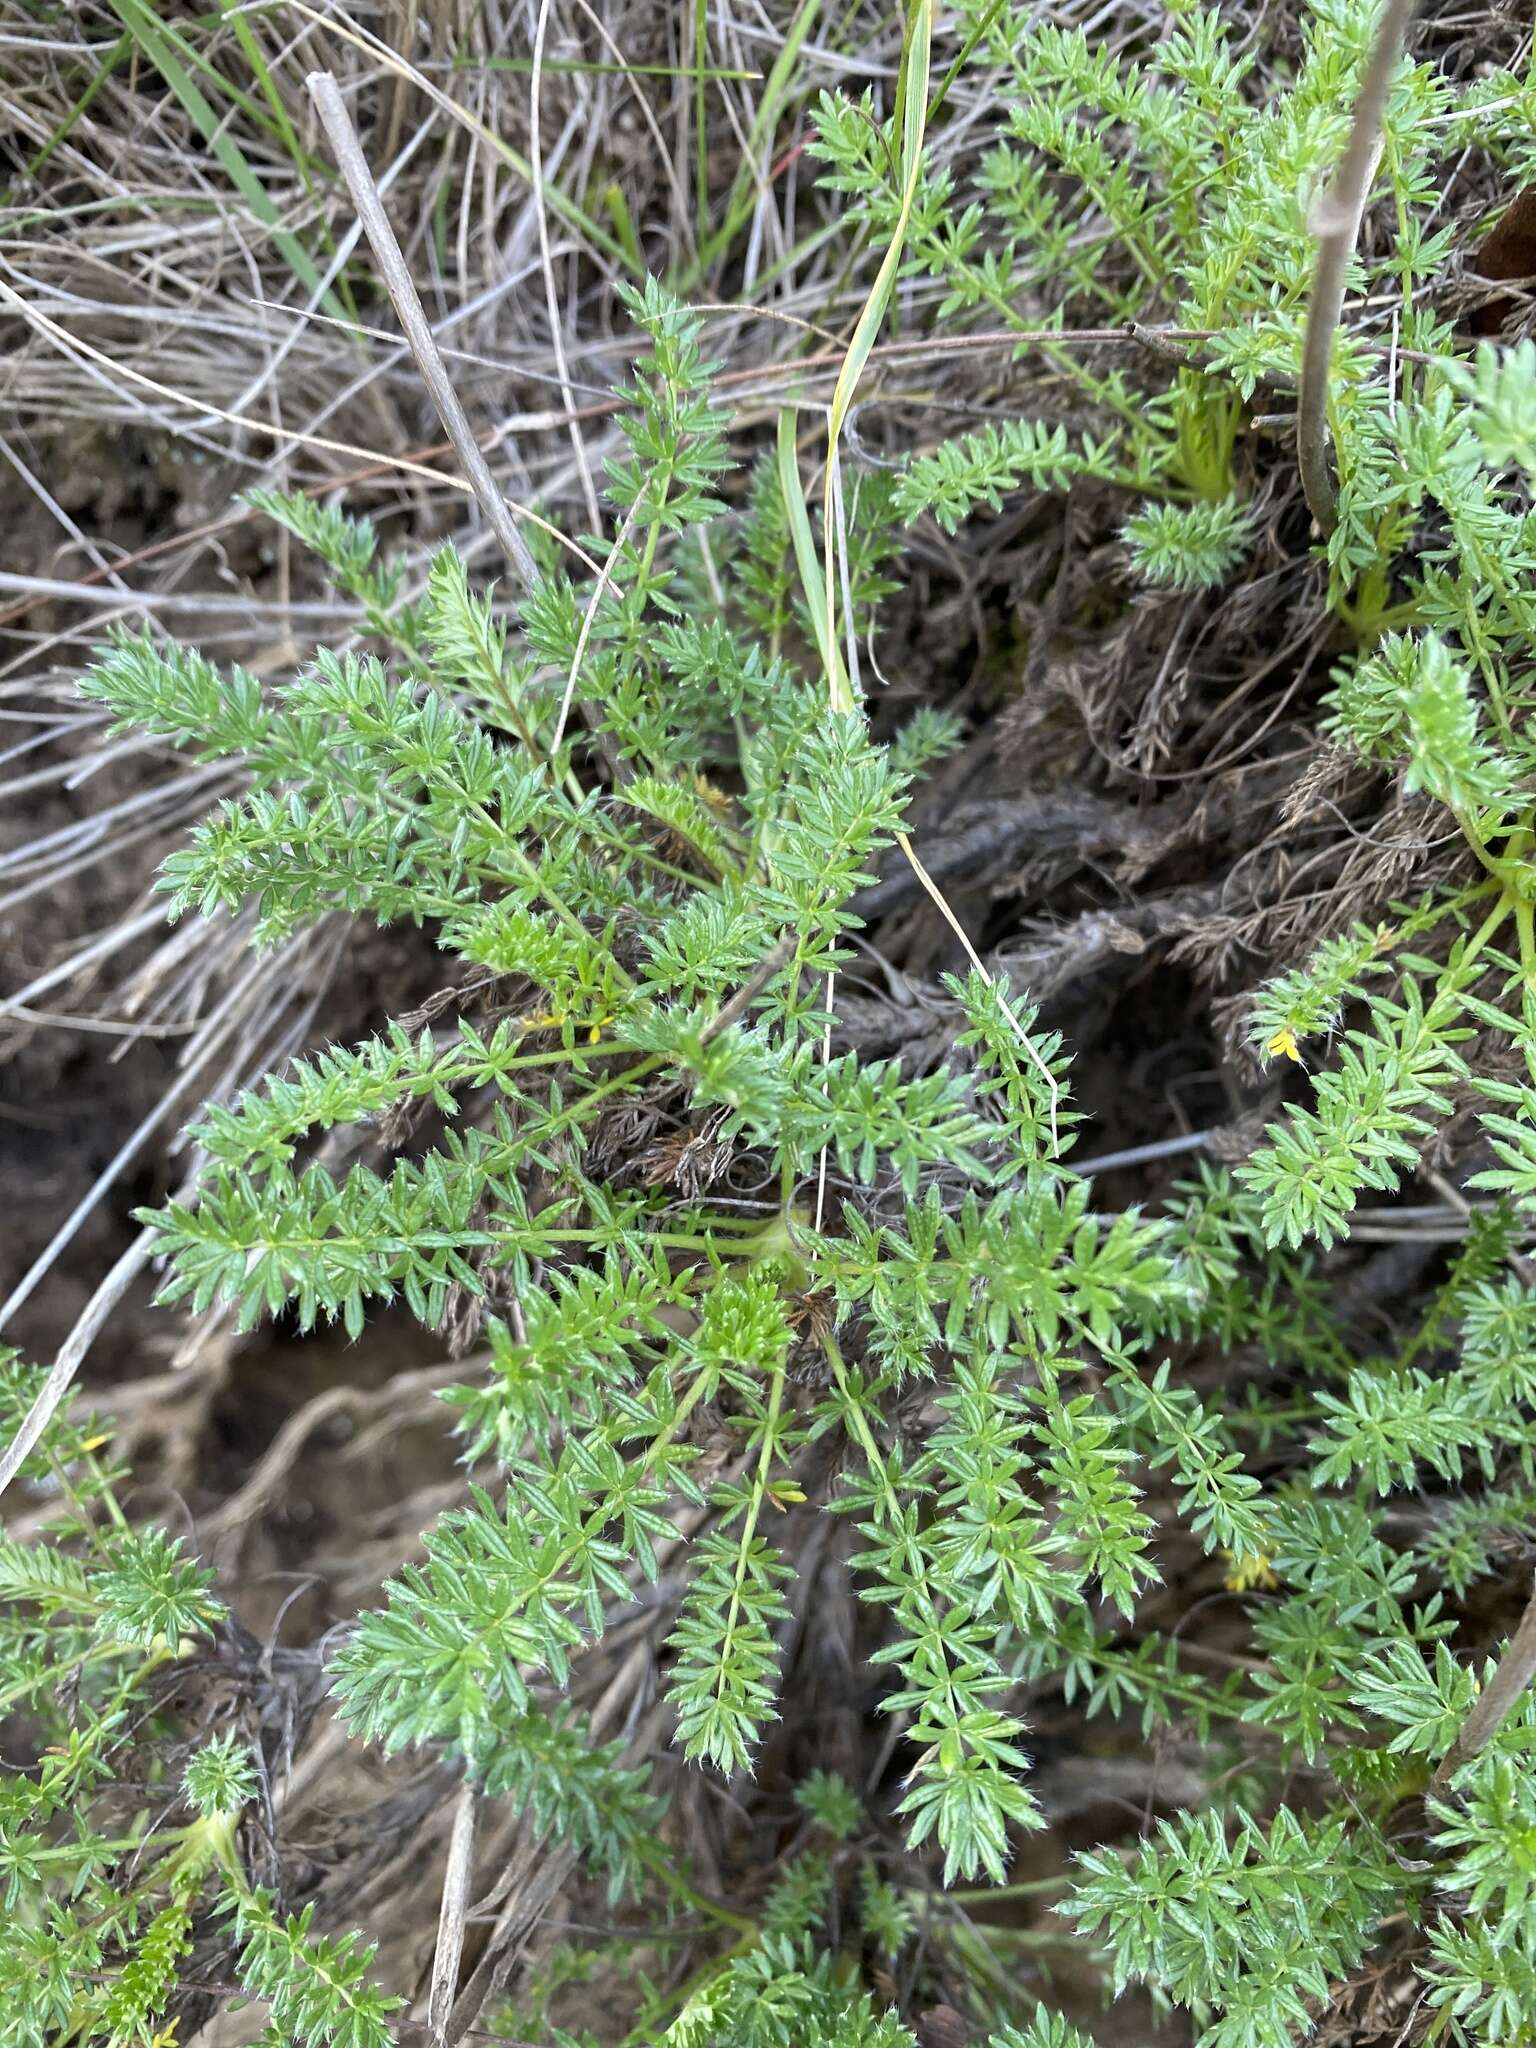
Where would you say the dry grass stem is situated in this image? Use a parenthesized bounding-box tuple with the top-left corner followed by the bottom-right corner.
(1297, 0, 1417, 533)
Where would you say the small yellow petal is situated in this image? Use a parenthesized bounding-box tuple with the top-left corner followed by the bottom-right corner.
(1265, 1026, 1303, 1065)
(1223, 1549, 1280, 1594)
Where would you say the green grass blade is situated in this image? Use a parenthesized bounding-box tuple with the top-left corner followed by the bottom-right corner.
(694, 0, 710, 244)
(820, 0, 935, 699)
(17, 31, 130, 186)
(928, 0, 1008, 122)
(777, 405, 848, 707)
(216, 0, 315, 186)
(129, 1, 323, 167)
(602, 181, 644, 272)
(215, 0, 363, 325)
(680, 0, 824, 287)
(105, 0, 347, 321)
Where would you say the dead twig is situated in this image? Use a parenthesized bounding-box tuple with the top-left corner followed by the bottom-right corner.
(429, 1780, 481, 2048)
(305, 71, 540, 592)
(0, 1228, 155, 1509)
(1296, 0, 1416, 534)
(1431, 1572, 1536, 1790)
(701, 935, 798, 1045)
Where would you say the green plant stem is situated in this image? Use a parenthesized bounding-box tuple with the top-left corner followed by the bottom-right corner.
(937, 1873, 1068, 1904)
(634, 1840, 757, 1937)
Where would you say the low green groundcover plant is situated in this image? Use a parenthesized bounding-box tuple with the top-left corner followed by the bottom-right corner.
(11, 0, 1536, 2041)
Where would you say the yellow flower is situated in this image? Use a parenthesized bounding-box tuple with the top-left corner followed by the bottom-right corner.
(525, 1007, 610, 1044)
(1265, 1026, 1303, 1065)
(1223, 1550, 1280, 1594)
